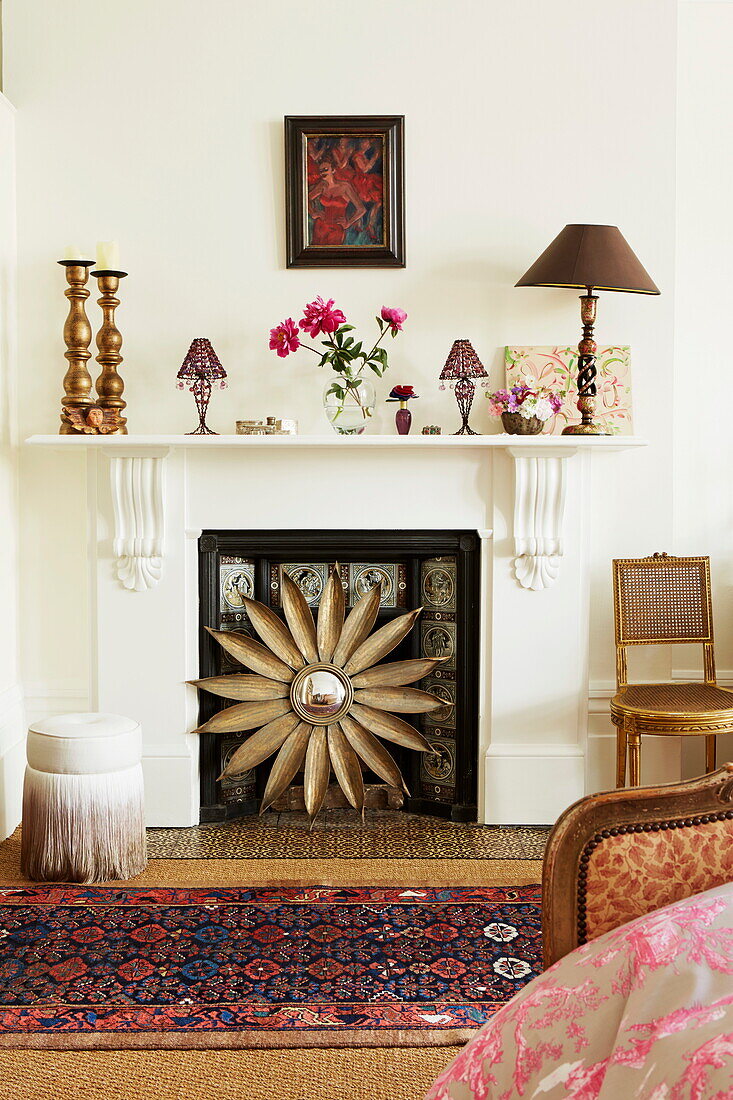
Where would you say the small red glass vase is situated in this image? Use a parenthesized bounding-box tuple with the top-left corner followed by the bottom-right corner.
(395, 407, 412, 435)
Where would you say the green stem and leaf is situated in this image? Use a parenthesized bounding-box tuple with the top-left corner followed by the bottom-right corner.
(299, 316, 398, 419)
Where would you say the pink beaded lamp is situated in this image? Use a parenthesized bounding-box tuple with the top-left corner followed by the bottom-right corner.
(439, 340, 488, 435)
(177, 338, 227, 436)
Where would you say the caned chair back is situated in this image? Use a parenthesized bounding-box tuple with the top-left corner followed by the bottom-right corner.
(613, 554, 715, 686)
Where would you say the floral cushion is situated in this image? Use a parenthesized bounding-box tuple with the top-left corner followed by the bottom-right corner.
(425, 882, 733, 1099)
(585, 817, 733, 940)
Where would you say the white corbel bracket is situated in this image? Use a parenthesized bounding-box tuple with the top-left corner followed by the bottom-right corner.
(105, 447, 169, 591)
(509, 445, 577, 591)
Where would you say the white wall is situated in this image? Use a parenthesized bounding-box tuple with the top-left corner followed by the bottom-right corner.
(0, 92, 25, 838)
(4, 0, 679, 802)
(675, 0, 733, 775)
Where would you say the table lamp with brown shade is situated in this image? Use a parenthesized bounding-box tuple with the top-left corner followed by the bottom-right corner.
(515, 224, 659, 435)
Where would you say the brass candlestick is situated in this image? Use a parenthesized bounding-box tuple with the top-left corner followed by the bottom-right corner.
(91, 268, 128, 434)
(58, 259, 96, 434)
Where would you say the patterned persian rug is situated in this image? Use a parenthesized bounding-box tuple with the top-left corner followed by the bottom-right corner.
(0, 883, 541, 1050)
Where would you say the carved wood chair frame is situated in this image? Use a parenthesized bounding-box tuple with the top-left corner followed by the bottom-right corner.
(542, 763, 733, 968)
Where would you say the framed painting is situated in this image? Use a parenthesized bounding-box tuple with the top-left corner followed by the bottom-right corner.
(285, 115, 405, 268)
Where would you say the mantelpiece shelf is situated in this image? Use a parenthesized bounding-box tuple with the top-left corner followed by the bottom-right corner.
(25, 433, 647, 593)
(26, 433, 646, 452)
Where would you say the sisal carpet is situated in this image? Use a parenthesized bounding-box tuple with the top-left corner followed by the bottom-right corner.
(0, 827, 542, 1099)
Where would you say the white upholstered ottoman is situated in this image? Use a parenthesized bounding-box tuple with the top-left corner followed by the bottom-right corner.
(20, 713, 148, 883)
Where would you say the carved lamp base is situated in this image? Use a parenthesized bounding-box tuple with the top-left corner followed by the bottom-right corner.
(561, 294, 611, 437)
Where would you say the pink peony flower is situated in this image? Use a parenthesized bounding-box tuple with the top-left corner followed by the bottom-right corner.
(299, 296, 346, 338)
(269, 318, 301, 358)
(381, 306, 408, 332)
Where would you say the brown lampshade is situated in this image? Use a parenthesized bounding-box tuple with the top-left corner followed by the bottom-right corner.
(515, 224, 659, 295)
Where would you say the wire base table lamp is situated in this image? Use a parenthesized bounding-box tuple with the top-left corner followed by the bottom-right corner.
(515, 225, 659, 435)
(439, 339, 488, 435)
(177, 338, 227, 435)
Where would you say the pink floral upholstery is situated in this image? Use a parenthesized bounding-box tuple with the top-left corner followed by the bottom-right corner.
(584, 818, 733, 940)
(426, 882, 733, 1099)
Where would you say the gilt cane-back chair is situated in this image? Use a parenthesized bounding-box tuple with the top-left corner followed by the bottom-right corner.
(611, 553, 733, 787)
(542, 764, 733, 967)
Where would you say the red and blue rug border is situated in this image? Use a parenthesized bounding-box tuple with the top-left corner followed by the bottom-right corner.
(0, 884, 542, 1050)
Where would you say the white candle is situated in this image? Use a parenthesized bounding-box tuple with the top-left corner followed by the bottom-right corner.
(96, 241, 120, 270)
(62, 244, 87, 261)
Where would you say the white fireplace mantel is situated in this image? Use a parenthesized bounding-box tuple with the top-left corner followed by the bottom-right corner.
(26, 431, 647, 827)
(27, 434, 646, 593)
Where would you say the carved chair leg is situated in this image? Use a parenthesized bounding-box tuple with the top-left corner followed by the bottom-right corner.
(615, 724, 627, 788)
(705, 735, 717, 774)
(627, 724, 641, 787)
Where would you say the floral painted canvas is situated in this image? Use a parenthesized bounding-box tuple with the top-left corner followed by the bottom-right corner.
(504, 345, 633, 434)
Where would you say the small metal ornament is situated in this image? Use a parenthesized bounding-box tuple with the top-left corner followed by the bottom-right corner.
(236, 418, 298, 436)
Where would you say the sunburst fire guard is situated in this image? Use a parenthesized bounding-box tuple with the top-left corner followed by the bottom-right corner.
(192, 564, 445, 821)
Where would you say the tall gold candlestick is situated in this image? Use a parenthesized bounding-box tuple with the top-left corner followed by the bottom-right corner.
(91, 268, 128, 434)
(58, 259, 95, 434)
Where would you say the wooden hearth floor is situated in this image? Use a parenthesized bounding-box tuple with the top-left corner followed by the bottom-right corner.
(147, 810, 550, 860)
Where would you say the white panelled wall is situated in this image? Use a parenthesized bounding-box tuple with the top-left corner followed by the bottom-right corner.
(0, 1, 729, 832)
(0, 93, 25, 838)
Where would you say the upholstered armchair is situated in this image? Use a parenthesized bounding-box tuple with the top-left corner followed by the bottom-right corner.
(542, 764, 733, 967)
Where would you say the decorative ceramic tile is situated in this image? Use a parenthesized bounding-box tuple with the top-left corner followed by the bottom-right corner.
(504, 345, 633, 434)
(423, 678, 456, 729)
(349, 562, 407, 608)
(270, 561, 408, 608)
(421, 736, 457, 784)
(147, 812, 551, 860)
(270, 563, 328, 607)
(422, 558, 457, 611)
(421, 620, 456, 669)
(220, 560, 255, 610)
(219, 736, 256, 805)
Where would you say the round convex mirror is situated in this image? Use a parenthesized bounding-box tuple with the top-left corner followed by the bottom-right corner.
(290, 664, 353, 726)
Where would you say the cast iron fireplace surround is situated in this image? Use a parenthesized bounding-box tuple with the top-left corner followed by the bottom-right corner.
(198, 530, 480, 823)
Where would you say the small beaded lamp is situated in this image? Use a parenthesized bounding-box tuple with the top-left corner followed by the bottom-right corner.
(177, 338, 227, 436)
(439, 340, 488, 435)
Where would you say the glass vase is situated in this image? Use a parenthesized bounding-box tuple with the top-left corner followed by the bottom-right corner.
(322, 376, 376, 435)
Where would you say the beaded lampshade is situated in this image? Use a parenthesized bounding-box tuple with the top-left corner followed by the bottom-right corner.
(177, 338, 227, 436)
(439, 339, 488, 435)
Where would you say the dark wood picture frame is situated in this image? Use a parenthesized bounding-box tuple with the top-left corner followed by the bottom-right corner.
(285, 115, 405, 268)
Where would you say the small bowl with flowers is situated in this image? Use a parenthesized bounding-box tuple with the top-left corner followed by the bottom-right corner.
(486, 384, 563, 435)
